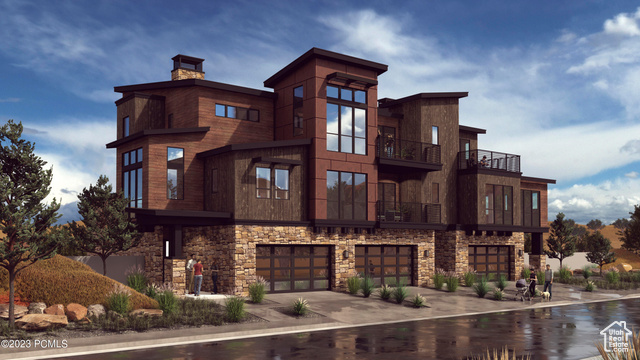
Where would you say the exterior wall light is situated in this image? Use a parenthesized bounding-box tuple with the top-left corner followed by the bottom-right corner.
(424, 250, 429, 257)
(518, 249, 524, 257)
(343, 250, 349, 259)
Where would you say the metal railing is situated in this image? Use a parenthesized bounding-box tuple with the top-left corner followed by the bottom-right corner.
(376, 137, 441, 165)
(376, 201, 441, 224)
(458, 149, 520, 173)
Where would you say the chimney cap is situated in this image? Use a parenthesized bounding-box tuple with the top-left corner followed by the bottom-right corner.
(172, 54, 204, 72)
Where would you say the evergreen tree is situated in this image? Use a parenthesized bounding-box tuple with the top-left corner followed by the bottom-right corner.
(612, 218, 630, 231)
(68, 175, 141, 275)
(0, 120, 66, 329)
(621, 205, 640, 256)
(544, 213, 577, 268)
(586, 219, 604, 230)
(585, 231, 616, 275)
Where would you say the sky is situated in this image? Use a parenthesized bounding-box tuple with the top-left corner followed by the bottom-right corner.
(1, 0, 640, 225)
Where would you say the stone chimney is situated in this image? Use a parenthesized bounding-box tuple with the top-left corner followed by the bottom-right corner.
(171, 55, 205, 81)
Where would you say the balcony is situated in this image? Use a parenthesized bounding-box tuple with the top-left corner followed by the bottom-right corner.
(458, 149, 521, 174)
(376, 201, 441, 224)
(376, 138, 441, 172)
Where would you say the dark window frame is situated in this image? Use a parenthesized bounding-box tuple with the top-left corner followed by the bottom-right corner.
(355, 245, 414, 286)
(122, 148, 143, 208)
(256, 167, 271, 199)
(256, 245, 331, 293)
(432, 125, 439, 145)
(167, 147, 184, 200)
(293, 85, 304, 136)
(327, 170, 367, 220)
(123, 116, 130, 137)
(215, 103, 260, 122)
(275, 168, 290, 200)
(485, 184, 513, 225)
(326, 103, 367, 155)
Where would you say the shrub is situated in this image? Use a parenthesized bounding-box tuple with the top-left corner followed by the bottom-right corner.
(156, 290, 178, 315)
(582, 266, 593, 280)
(493, 288, 504, 301)
(125, 264, 149, 293)
(521, 267, 531, 280)
(473, 276, 490, 298)
(605, 270, 620, 284)
(248, 279, 267, 304)
(347, 276, 361, 295)
(558, 267, 572, 283)
(361, 276, 375, 298)
(392, 283, 409, 304)
(445, 276, 459, 292)
(585, 280, 596, 292)
(633, 272, 640, 283)
(106, 284, 131, 315)
(463, 271, 477, 287)
(0, 255, 158, 310)
(495, 274, 507, 291)
(225, 296, 245, 322)
(145, 284, 158, 300)
(536, 271, 545, 284)
(469, 346, 531, 360)
(378, 284, 392, 300)
(292, 297, 309, 316)
(597, 329, 639, 360)
(433, 269, 446, 290)
(410, 294, 426, 308)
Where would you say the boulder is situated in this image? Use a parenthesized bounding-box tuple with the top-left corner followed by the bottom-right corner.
(87, 304, 106, 319)
(16, 314, 68, 331)
(130, 309, 163, 317)
(0, 304, 28, 319)
(44, 304, 65, 316)
(28, 302, 47, 314)
(65, 303, 87, 321)
(617, 264, 633, 273)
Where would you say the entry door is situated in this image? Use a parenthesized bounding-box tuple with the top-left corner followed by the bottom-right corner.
(378, 182, 396, 220)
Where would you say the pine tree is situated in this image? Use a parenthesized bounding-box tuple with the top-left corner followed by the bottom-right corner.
(544, 213, 577, 269)
(585, 230, 616, 275)
(621, 205, 640, 256)
(68, 175, 141, 275)
(0, 120, 66, 329)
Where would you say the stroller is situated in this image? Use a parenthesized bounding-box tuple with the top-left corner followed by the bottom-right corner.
(514, 278, 535, 301)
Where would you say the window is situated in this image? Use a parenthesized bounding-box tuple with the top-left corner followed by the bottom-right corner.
(256, 167, 271, 198)
(215, 103, 259, 122)
(122, 148, 143, 208)
(432, 183, 439, 203)
(167, 114, 173, 129)
(486, 184, 513, 225)
(275, 169, 289, 200)
(432, 126, 439, 145)
(167, 147, 184, 200)
(123, 116, 130, 137)
(327, 171, 367, 220)
(326, 85, 367, 155)
(211, 169, 218, 193)
(293, 86, 304, 136)
(522, 190, 540, 227)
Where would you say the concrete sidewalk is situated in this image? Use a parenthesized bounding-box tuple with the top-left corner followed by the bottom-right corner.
(2, 282, 639, 360)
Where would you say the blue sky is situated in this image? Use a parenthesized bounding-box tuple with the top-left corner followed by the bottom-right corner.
(1, 0, 640, 224)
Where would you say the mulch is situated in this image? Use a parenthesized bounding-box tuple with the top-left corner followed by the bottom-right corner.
(0, 291, 29, 307)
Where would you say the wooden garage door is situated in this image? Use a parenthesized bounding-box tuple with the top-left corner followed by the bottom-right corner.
(256, 246, 330, 293)
(468, 245, 511, 279)
(355, 245, 414, 286)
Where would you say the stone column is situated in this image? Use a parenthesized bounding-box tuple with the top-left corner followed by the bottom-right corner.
(528, 254, 546, 272)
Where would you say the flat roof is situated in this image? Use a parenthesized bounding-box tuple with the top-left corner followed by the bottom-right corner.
(196, 138, 312, 158)
(459, 125, 487, 134)
(378, 92, 469, 107)
(264, 48, 388, 88)
(114, 79, 276, 99)
(521, 176, 556, 184)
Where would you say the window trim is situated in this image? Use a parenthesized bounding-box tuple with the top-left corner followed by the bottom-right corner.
(432, 126, 439, 145)
(275, 168, 290, 200)
(327, 170, 367, 220)
(123, 116, 130, 137)
(167, 147, 184, 200)
(215, 103, 260, 122)
(293, 85, 304, 136)
(256, 167, 271, 199)
(122, 148, 143, 208)
(485, 184, 513, 225)
(326, 103, 367, 155)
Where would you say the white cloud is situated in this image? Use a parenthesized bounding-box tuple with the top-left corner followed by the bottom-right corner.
(557, 30, 577, 43)
(625, 171, 639, 178)
(603, 8, 640, 36)
(0, 97, 20, 103)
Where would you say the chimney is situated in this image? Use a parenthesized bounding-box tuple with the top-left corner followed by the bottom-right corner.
(171, 54, 205, 81)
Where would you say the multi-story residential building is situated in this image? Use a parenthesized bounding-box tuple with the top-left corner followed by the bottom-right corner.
(107, 49, 554, 295)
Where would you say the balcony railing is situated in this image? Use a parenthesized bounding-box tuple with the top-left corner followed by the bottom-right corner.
(376, 137, 441, 165)
(376, 201, 441, 224)
(458, 149, 520, 173)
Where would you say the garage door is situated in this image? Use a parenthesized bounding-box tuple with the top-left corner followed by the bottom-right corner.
(256, 246, 330, 293)
(355, 245, 414, 286)
(468, 246, 511, 279)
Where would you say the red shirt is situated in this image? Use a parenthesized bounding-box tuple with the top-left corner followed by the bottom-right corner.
(194, 263, 203, 276)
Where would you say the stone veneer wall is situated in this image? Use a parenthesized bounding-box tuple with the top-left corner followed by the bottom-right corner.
(435, 230, 525, 281)
(528, 254, 546, 271)
(120, 226, 164, 284)
(164, 258, 186, 295)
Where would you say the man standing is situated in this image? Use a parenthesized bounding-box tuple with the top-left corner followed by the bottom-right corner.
(186, 254, 196, 295)
(544, 264, 554, 300)
(193, 259, 204, 296)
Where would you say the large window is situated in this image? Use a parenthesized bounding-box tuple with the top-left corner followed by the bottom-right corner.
(327, 171, 367, 220)
(123, 116, 130, 137)
(123, 148, 142, 208)
(522, 190, 541, 227)
(256, 167, 271, 199)
(275, 169, 289, 200)
(293, 86, 303, 136)
(326, 85, 366, 155)
(256, 167, 289, 200)
(215, 103, 259, 122)
(485, 184, 513, 225)
(167, 147, 184, 200)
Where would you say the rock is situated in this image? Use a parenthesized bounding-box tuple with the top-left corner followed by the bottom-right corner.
(87, 304, 105, 319)
(617, 264, 632, 273)
(28, 302, 47, 314)
(77, 317, 92, 325)
(44, 304, 65, 316)
(65, 303, 87, 321)
(130, 309, 163, 317)
(16, 314, 68, 331)
(0, 304, 28, 319)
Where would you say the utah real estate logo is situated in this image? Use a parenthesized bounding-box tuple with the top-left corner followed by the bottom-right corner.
(600, 321, 633, 353)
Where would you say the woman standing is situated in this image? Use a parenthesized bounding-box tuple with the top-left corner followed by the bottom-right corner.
(193, 259, 204, 296)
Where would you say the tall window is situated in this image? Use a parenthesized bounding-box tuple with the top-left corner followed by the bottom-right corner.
(256, 167, 271, 198)
(327, 171, 367, 220)
(326, 85, 366, 155)
(123, 148, 142, 208)
(215, 104, 259, 122)
(293, 86, 304, 136)
(275, 169, 289, 200)
(485, 184, 513, 225)
(123, 116, 130, 137)
(167, 147, 184, 200)
(522, 190, 540, 227)
(432, 126, 439, 145)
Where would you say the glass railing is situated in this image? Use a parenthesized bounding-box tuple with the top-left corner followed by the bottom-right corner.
(376, 138, 441, 165)
(458, 149, 520, 173)
(376, 201, 441, 224)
